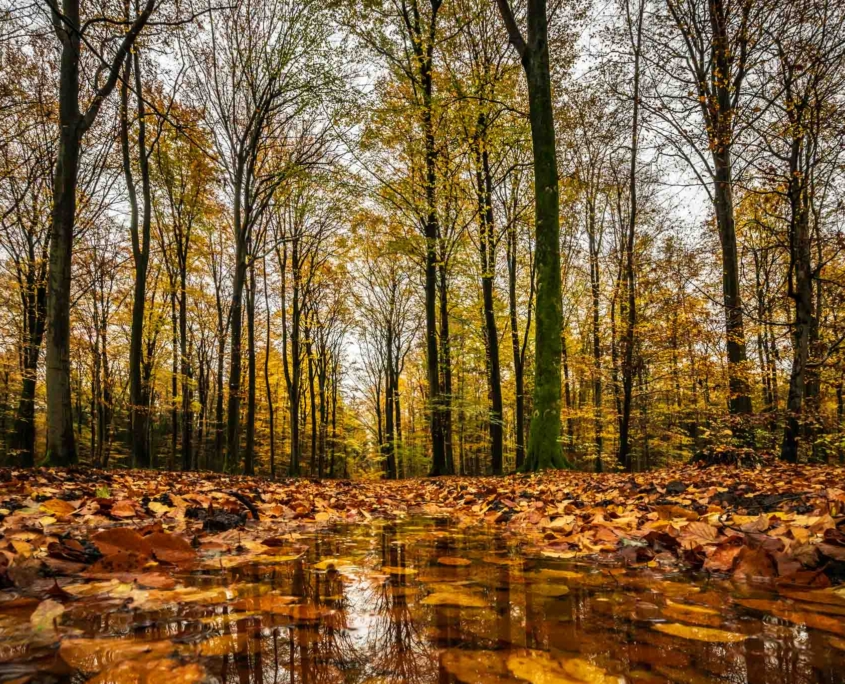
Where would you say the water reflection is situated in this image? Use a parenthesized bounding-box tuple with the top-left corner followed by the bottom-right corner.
(1, 519, 844, 683)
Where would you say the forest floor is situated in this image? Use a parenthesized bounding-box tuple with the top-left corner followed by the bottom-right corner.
(2, 461, 845, 590)
(2, 463, 845, 683)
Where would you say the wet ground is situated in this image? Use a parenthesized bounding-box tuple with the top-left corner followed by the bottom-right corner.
(2, 518, 845, 684)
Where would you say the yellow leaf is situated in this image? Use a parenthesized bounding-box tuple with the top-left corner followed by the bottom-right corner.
(30, 599, 64, 633)
(437, 557, 472, 566)
(313, 558, 353, 571)
(40, 499, 75, 517)
(506, 650, 620, 683)
(653, 623, 746, 643)
(421, 592, 486, 608)
(381, 566, 417, 575)
(60, 637, 174, 672)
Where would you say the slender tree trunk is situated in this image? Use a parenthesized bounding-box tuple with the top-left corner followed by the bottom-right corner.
(713, 150, 753, 419)
(415, 0, 446, 477)
(317, 350, 328, 479)
(12, 271, 47, 467)
(562, 329, 574, 446)
(384, 331, 396, 479)
(329, 359, 338, 478)
(507, 221, 526, 469)
(244, 259, 256, 475)
(170, 288, 178, 470)
(226, 229, 247, 471)
(180, 271, 191, 471)
(475, 127, 504, 474)
(306, 325, 317, 476)
(264, 259, 276, 479)
(618, 0, 643, 474)
(215, 329, 225, 471)
(438, 256, 454, 474)
(587, 207, 603, 472)
(45, 0, 155, 466)
(123, 50, 152, 470)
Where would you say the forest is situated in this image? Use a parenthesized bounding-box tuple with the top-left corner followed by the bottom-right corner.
(1, 0, 845, 480)
(4, 2, 845, 682)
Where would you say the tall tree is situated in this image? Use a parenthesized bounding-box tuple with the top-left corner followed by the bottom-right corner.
(495, 0, 568, 470)
(44, 0, 157, 465)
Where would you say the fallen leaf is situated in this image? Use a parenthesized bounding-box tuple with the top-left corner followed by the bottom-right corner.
(60, 638, 175, 672)
(422, 591, 486, 608)
(91, 529, 152, 557)
(506, 649, 621, 683)
(40, 499, 75, 517)
(145, 533, 195, 564)
(652, 623, 746, 643)
(30, 599, 64, 633)
(437, 557, 472, 566)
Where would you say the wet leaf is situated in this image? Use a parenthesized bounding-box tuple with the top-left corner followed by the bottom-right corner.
(145, 533, 196, 564)
(440, 649, 510, 683)
(91, 529, 153, 557)
(437, 557, 472, 566)
(506, 649, 622, 683)
(87, 658, 206, 684)
(652, 623, 746, 642)
(421, 591, 486, 608)
(29, 599, 63, 633)
(381, 566, 417, 575)
(60, 638, 175, 672)
(313, 558, 352, 571)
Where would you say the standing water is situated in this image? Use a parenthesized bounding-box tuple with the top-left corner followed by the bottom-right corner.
(2, 517, 844, 683)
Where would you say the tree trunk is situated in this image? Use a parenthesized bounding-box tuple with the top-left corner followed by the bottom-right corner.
(416, 0, 446, 477)
(496, 0, 566, 470)
(587, 203, 603, 472)
(45, 0, 155, 466)
(123, 50, 152, 470)
(781, 137, 813, 463)
(507, 220, 526, 469)
(244, 259, 256, 475)
(438, 255, 454, 474)
(618, 0, 642, 472)
(45, 0, 83, 466)
(264, 259, 276, 479)
(180, 271, 191, 471)
(713, 150, 753, 419)
(170, 288, 178, 470)
(306, 326, 317, 476)
(12, 262, 47, 467)
(225, 230, 247, 472)
(475, 127, 504, 475)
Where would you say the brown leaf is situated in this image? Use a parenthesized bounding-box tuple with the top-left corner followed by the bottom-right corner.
(144, 533, 195, 565)
(733, 547, 777, 583)
(87, 551, 150, 575)
(91, 529, 153, 558)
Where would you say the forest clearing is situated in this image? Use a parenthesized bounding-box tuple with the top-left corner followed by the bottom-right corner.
(4, 0, 845, 680)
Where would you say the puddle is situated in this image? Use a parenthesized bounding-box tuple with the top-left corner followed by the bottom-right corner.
(2, 518, 844, 683)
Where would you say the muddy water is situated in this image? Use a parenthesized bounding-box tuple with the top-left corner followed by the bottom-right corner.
(3, 518, 845, 683)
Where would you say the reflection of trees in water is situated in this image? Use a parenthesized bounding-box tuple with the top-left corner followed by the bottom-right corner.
(356, 523, 436, 683)
(205, 543, 363, 684)
(281, 553, 363, 684)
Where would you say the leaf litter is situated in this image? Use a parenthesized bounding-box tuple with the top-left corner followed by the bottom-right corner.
(0, 464, 843, 682)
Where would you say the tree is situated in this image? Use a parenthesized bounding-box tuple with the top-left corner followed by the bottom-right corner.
(495, 0, 568, 470)
(646, 0, 768, 425)
(44, 0, 157, 465)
